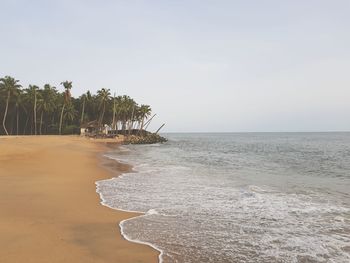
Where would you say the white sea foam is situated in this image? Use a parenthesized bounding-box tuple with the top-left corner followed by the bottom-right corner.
(96, 133, 350, 263)
(120, 216, 165, 263)
(117, 145, 131, 152)
(96, 179, 165, 263)
(146, 209, 159, 215)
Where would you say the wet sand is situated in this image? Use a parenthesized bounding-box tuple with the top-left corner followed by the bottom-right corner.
(0, 135, 158, 263)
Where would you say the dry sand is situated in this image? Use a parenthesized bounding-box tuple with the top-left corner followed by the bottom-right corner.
(0, 135, 158, 263)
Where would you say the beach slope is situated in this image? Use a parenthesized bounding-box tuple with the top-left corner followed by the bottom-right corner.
(0, 136, 158, 263)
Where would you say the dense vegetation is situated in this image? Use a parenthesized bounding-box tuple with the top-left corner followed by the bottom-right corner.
(0, 76, 153, 136)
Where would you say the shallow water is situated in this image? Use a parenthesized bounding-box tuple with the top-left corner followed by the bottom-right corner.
(96, 133, 350, 263)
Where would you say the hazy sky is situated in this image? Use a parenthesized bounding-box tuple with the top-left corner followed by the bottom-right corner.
(1, 0, 349, 132)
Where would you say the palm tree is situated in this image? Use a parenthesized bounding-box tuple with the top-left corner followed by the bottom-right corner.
(13, 89, 23, 135)
(112, 92, 117, 130)
(64, 103, 77, 124)
(0, 76, 21, 135)
(26, 85, 40, 135)
(97, 88, 111, 127)
(138, 104, 152, 135)
(117, 95, 137, 135)
(79, 91, 92, 125)
(59, 81, 72, 135)
(128, 104, 136, 135)
(37, 84, 57, 134)
(84, 90, 94, 122)
(0, 75, 159, 137)
(113, 95, 123, 132)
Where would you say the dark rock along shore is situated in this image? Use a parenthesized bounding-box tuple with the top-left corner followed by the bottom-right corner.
(123, 133, 168, 145)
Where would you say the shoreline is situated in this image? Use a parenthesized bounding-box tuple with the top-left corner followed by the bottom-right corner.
(0, 135, 159, 263)
(97, 148, 165, 263)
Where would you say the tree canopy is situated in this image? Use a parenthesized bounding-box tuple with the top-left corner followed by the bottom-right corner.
(0, 76, 153, 135)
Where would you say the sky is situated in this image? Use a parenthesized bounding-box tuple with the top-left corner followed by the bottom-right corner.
(1, 0, 349, 132)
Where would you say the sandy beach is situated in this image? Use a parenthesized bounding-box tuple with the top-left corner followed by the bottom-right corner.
(0, 136, 158, 263)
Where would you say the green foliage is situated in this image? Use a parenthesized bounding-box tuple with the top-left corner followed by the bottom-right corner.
(62, 125, 80, 135)
(0, 76, 153, 136)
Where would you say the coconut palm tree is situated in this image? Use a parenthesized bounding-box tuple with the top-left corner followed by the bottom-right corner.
(84, 90, 95, 122)
(13, 89, 23, 135)
(0, 76, 22, 135)
(128, 104, 139, 135)
(64, 103, 77, 124)
(79, 93, 87, 125)
(26, 85, 40, 135)
(79, 91, 92, 125)
(111, 95, 125, 132)
(59, 81, 72, 135)
(111, 92, 117, 130)
(116, 95, 137, 134)
(0, 75, 159, 137)
(138, 104, 152, 135)
(96, 88, 111, 127)
(37, 84, 57, 134)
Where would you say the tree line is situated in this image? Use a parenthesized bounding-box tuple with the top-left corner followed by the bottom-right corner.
(0, 76, 152, 136)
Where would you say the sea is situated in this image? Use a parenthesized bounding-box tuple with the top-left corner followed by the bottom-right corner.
(96, 133, 350, 263)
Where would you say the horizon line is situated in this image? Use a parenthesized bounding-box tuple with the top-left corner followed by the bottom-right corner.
(161, 131, 350, 134)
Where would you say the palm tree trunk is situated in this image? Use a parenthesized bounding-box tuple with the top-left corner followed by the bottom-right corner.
(80, 98, 85, 124)
(112, 95, 116, 130)
(16, 106, 19, 135)
(155, 123, 165, 134)
(112, 110, 116, 130)
(103, 104, 105, 123)
(10, 112, 14, 135)
(138, 117, 145, 136)
(30, 115, 33, 135)
(144, 114, 156, 131)
(23, 116, 29, 135)
(2, 90, 10, 135)
(40, 111, 43, 135)
(99, 103, 105, 129)
(59, 104, 65, 135)
(128, 106, 135, 136)
(122, 119, 126, 135)
(34, 90, 37, 135)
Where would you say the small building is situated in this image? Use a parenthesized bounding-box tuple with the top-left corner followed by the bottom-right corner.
(80, 120, 100, 136)
(104, 124, 113, 135)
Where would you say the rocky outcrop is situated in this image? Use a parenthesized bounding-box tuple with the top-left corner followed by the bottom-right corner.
(123, 133, 167, 144)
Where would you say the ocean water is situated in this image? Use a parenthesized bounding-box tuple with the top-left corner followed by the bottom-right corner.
(96, 133, 350, 263)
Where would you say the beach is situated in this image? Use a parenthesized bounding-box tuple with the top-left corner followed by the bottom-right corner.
(0, 136, 158, 263)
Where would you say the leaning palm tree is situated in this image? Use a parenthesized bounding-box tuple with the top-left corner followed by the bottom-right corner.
(59, 81, 72, 135)
(0, 76, 21, 135)
(96, 88, 111, 128)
